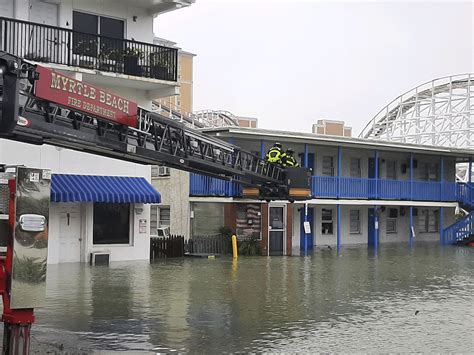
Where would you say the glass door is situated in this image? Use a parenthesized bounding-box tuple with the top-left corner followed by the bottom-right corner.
(269, 205, 285, 256)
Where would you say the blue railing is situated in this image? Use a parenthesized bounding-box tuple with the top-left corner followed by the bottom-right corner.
(190, 174, 242, 197)
(456, 183, 474, 208)
(443, 211, 474, 245)
(191, 173, 462, 202)
(312, 176, 458, 202)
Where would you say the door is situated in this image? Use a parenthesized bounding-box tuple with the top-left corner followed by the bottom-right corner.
(300, 207, 314, 250)
(268, 205, 285, 256)
(368, 208, 376, 247)
(58, 203, 82, 263)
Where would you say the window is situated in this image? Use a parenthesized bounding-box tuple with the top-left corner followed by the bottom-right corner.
(191, 203, 224, 236)
(350, 158, 361, 178)
(73, 11, 125, 56)
(93, 203, 130, 244)
(350, 210, 360, 234)
(386, 208, 398, 233)
(386, 160, 397, 180)
(150, 206, 170, 236)
(321, 209, 333, 235)
(418, 209, 439, 233)
(236, 203, 261, 240)
(322, 156, 334, 176)
(421, 163, 439, 181)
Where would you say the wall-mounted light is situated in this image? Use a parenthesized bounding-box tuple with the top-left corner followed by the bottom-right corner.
(133, 16, 137, 22)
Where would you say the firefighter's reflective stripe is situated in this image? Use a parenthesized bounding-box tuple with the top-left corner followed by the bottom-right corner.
(282, 154, 299, 168)
(265, 148, 282, 163)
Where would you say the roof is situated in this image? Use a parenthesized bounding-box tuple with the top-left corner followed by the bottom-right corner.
(202, 127, 474, 158)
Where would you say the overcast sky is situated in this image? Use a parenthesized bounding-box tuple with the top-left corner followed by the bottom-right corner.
(154, 0, 473, 135)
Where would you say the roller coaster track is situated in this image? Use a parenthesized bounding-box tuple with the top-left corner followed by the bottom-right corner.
(359, 74, 474, 149)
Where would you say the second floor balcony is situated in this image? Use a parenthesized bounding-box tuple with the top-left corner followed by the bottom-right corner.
(0, 17, 178, 82)
(190, 174, 468, 204)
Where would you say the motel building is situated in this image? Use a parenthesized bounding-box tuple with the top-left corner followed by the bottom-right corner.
(154, 126, 474, 255)
(0, 0, 195, 263)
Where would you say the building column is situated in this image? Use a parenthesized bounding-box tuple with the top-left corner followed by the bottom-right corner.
(375, 150, 379, 198)
(469, 158, 472, 183)
(260, 140, 265, 159)
(337, 146, 342, 198)
(440, 156, 444, 200)
(409, 206, 414, 247)
(440, 207, 445, 245)
(304, 143, 309, 168)
(303, 203, 309, 255)
(337, 204, 341, 254)
(374, 205, 379, 252)
(410, 153, 414, 200)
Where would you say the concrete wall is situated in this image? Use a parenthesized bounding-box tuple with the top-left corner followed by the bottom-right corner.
(152, 168, 190, 238)
(230, 138, 457, 181)
(0, 139, 153, 264)
(14, 0, 154, 43)
(291, 204, 456, 251)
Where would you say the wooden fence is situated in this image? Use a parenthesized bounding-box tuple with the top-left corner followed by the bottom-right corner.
(150, 234, 232, 261)
(185, 235, 232, 255)
(150, 235, 184, 260)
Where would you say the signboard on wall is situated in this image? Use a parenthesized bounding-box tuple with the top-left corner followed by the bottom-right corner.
(34, 66, 138, 127)
(139, 219, 147, 234)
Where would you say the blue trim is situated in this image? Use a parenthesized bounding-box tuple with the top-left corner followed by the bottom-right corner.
(374, 206, 379, 252)
(374, 151, 379, 198)
(190, 173, 241, 197)
(337, 204, 341, 254)
(440, 207, 444, 245)
(260, 140, 265, 159)
(410, 153, 414, 199)
(51, 174, 161, 203)
(337, 146, 342, 198)
(300, 205, 313, 253)
(304, 143, 309, 168)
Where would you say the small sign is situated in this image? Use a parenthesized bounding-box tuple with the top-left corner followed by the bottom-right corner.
(375, 220, 379, 230)
(29, 172, 39, 182)
(411, 226, 416, 238)
(42, 170, 51, 180)
(303, 221, 311, 234)
(139, 219, 147, 234)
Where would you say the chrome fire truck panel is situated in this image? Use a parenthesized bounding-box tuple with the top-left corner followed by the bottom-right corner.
(10, 167, 50, 309)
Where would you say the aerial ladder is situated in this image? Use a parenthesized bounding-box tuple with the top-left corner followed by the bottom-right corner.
(0, 51, 311, 353)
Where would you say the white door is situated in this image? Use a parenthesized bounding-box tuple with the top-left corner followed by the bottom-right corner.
(58, 203, 82, 263)
(29, 0, 58, 26)
(0, 0, 13, 17)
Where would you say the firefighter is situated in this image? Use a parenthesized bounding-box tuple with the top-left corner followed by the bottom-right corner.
(265, 142, 283, 165)
(281, 148, 299, 168)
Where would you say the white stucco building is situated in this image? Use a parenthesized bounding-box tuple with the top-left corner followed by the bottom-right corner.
(0, 0, 194, 263)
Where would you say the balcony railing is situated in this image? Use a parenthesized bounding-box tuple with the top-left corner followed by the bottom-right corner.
(190, 174, 242, 197)
(190, 173, 460, 202)
(312, 176, 458, 201)
(0, 17, 178, 82)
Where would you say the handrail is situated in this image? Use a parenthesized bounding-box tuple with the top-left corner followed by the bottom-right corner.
(443, 211, 474, 245)
(0, 16, 178, 81)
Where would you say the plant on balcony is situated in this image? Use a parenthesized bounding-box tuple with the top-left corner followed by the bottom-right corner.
(123, 47, 144, 76)
(150, 52, 171, 79)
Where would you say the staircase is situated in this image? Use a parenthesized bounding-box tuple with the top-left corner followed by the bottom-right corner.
(443, 183, 474, 245)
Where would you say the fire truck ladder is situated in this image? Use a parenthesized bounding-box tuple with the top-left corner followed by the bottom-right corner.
(0, 52, 283, 188)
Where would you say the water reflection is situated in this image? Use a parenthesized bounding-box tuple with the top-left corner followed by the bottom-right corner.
(27, 243, 474, 353)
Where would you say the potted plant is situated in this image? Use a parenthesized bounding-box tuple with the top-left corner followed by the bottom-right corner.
(150, 52, 169, 79)
(123, 47, 143, 76)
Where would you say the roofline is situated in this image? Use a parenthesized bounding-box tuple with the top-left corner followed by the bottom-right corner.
(202, 127, 474, 157)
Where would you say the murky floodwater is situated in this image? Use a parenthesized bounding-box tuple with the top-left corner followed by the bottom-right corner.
(22, 243, 474, 352)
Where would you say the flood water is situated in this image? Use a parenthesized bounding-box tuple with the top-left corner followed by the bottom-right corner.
(25, 243, 474, 352)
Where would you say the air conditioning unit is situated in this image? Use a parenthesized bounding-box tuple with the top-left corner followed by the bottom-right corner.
(157, 226, 170, 237)
(151, 165, 170, 178)
(90, 251, 110, 266)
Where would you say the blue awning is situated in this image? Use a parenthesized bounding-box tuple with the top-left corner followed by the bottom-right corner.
(51, 174, 161, 203)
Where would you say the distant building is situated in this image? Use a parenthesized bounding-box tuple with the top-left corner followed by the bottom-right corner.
(313, 120, 352, 137)
(237, 116, 258, 128)
(153, 37, 196, 114)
